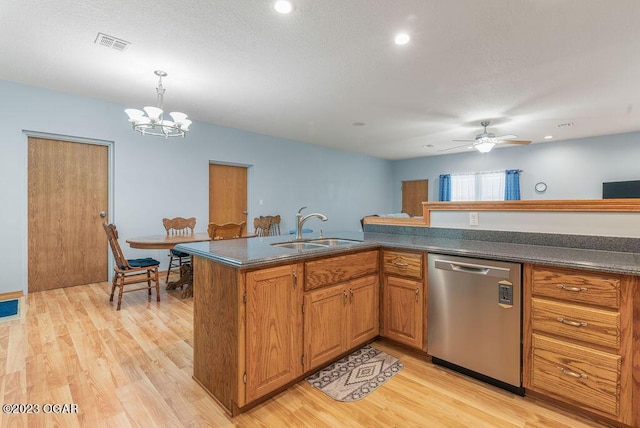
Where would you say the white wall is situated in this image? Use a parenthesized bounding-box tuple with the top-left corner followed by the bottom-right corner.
(390, 132, 640, 237)
(0, 80, 393, 294)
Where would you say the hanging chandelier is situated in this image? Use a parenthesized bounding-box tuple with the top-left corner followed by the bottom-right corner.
(125, 70, 191, 138)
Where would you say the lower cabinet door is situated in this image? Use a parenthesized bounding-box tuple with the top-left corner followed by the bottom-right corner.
(382, 275, 423, 349)
(304, 283, 347, 371)
(347, 275, 379, 349)
(245, 264, 302, 403)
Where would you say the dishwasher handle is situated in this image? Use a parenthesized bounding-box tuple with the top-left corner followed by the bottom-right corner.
(434, 259, 512, 279)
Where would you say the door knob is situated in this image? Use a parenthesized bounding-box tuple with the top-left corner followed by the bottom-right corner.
(99, 211, 107, 218)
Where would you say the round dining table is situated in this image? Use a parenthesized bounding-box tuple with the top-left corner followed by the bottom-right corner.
(126, 232, 211, 250)
(126, 232, 211, 298)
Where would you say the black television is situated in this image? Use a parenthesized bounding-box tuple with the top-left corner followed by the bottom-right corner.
(602, 179, 640, 199)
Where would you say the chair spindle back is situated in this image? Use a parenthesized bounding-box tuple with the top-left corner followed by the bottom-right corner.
(163, 217, 196, 235)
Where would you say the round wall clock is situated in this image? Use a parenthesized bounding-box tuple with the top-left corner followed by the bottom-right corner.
(535, 182, 547, 193)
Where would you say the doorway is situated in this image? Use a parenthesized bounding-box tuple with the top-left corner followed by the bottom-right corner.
(209, 163, 248, 226)
(27, 136, 110, 292)
(402, 179, 428, 217)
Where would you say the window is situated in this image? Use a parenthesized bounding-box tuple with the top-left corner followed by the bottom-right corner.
(439, 170, 520, 201)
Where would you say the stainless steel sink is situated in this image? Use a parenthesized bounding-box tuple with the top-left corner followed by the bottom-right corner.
(271, 238, 362, 250)
(271, 241, 327, 250)
(307, 238, 362, 246)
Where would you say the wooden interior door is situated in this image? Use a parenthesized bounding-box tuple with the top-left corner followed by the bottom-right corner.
(209, 164, 248, 226)
(28, 137, 109, 292)
(402, 179, 428, 216)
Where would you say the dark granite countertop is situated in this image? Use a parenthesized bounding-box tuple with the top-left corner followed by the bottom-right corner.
(175, 230, 640, 276)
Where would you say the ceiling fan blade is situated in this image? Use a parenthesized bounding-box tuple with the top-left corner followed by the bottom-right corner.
(495, 134, 518, 141)
(451, 139, 475, 142)
(439, 143, 473, 152)
(501, 140, 531, 145)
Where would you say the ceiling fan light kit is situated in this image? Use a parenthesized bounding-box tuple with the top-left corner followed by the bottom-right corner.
(124, 70, 192, 139)
(475, 138, 496, 153)
(444, 120, 531, 154)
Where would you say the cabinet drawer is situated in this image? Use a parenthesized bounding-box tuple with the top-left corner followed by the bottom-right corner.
(531, 298, 620, 349)
(530, 334, 621, 417)
(531, 267, 620, 309)
(305, 250, 379, 291)
(383, 250, 423, 280)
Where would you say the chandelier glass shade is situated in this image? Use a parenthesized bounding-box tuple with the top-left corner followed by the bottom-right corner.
(475, 137, 496, 153)
(125, 70, 191, 138)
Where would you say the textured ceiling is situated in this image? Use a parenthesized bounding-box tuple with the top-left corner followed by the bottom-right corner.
(2, 0, 640, 160)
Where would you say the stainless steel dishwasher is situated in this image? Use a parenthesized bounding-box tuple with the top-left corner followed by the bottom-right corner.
(427, 254, 523, 395)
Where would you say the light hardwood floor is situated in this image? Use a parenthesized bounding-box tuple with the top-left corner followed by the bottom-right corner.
(0, 278, 607, 428)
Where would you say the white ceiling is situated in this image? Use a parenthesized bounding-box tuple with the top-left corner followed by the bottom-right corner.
(2, 0, 640, 160)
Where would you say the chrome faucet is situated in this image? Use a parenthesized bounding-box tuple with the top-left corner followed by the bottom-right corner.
(296, 206, 328, 240)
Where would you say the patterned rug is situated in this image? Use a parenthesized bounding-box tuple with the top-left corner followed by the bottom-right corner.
(306, 344, 403, 402)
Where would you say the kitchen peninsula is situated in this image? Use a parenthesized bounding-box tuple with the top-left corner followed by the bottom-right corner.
(176, 229, 640, 427)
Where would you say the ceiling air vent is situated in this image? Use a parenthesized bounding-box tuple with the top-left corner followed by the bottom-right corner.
(94, 32, 130, 51)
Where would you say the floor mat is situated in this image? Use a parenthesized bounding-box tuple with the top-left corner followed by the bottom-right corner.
(306, 344, 403, 402)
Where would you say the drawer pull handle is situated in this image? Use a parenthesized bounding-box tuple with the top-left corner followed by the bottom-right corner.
(557, 366, 588, 379)
(557, 284, 587, 292)
(557, 317, 587, 327)
(393, 260, 409, 268)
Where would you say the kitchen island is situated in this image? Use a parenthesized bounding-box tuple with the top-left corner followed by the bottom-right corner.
(176, 229, 640, 427)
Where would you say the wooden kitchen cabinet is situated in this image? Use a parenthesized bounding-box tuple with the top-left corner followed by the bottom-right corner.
(523, 264, 636, 427)
(303, 275, 379, 371)
(304, 282, 346, 370)
(347, 275, 379, 349)
(305, 250, 378, 290)
(303, 250, 379, 372)
(381, 250, 426, 350)
(245, 264, 303, 403)
(192, 257, 303, 415)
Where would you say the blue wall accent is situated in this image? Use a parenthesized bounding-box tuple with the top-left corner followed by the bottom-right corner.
(3, 77, 639, 294)
(0, 79, 393, 294)
(390, 131, 640, 211)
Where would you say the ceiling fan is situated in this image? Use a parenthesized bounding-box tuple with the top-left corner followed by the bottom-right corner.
(443, 121, 531, 153)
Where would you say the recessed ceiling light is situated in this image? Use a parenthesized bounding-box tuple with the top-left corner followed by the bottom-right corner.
(274, 0, 293, 14)
(544, 135, 553, 139)
(394, 33, 410, 45)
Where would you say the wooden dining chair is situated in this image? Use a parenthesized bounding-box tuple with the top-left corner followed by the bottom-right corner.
(103, 223, 160, 311)
(266, 214, 281, 236)
(207, 221, 246, 240)
(253, 217, 272, 237)
(162, 217, 196, 284)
